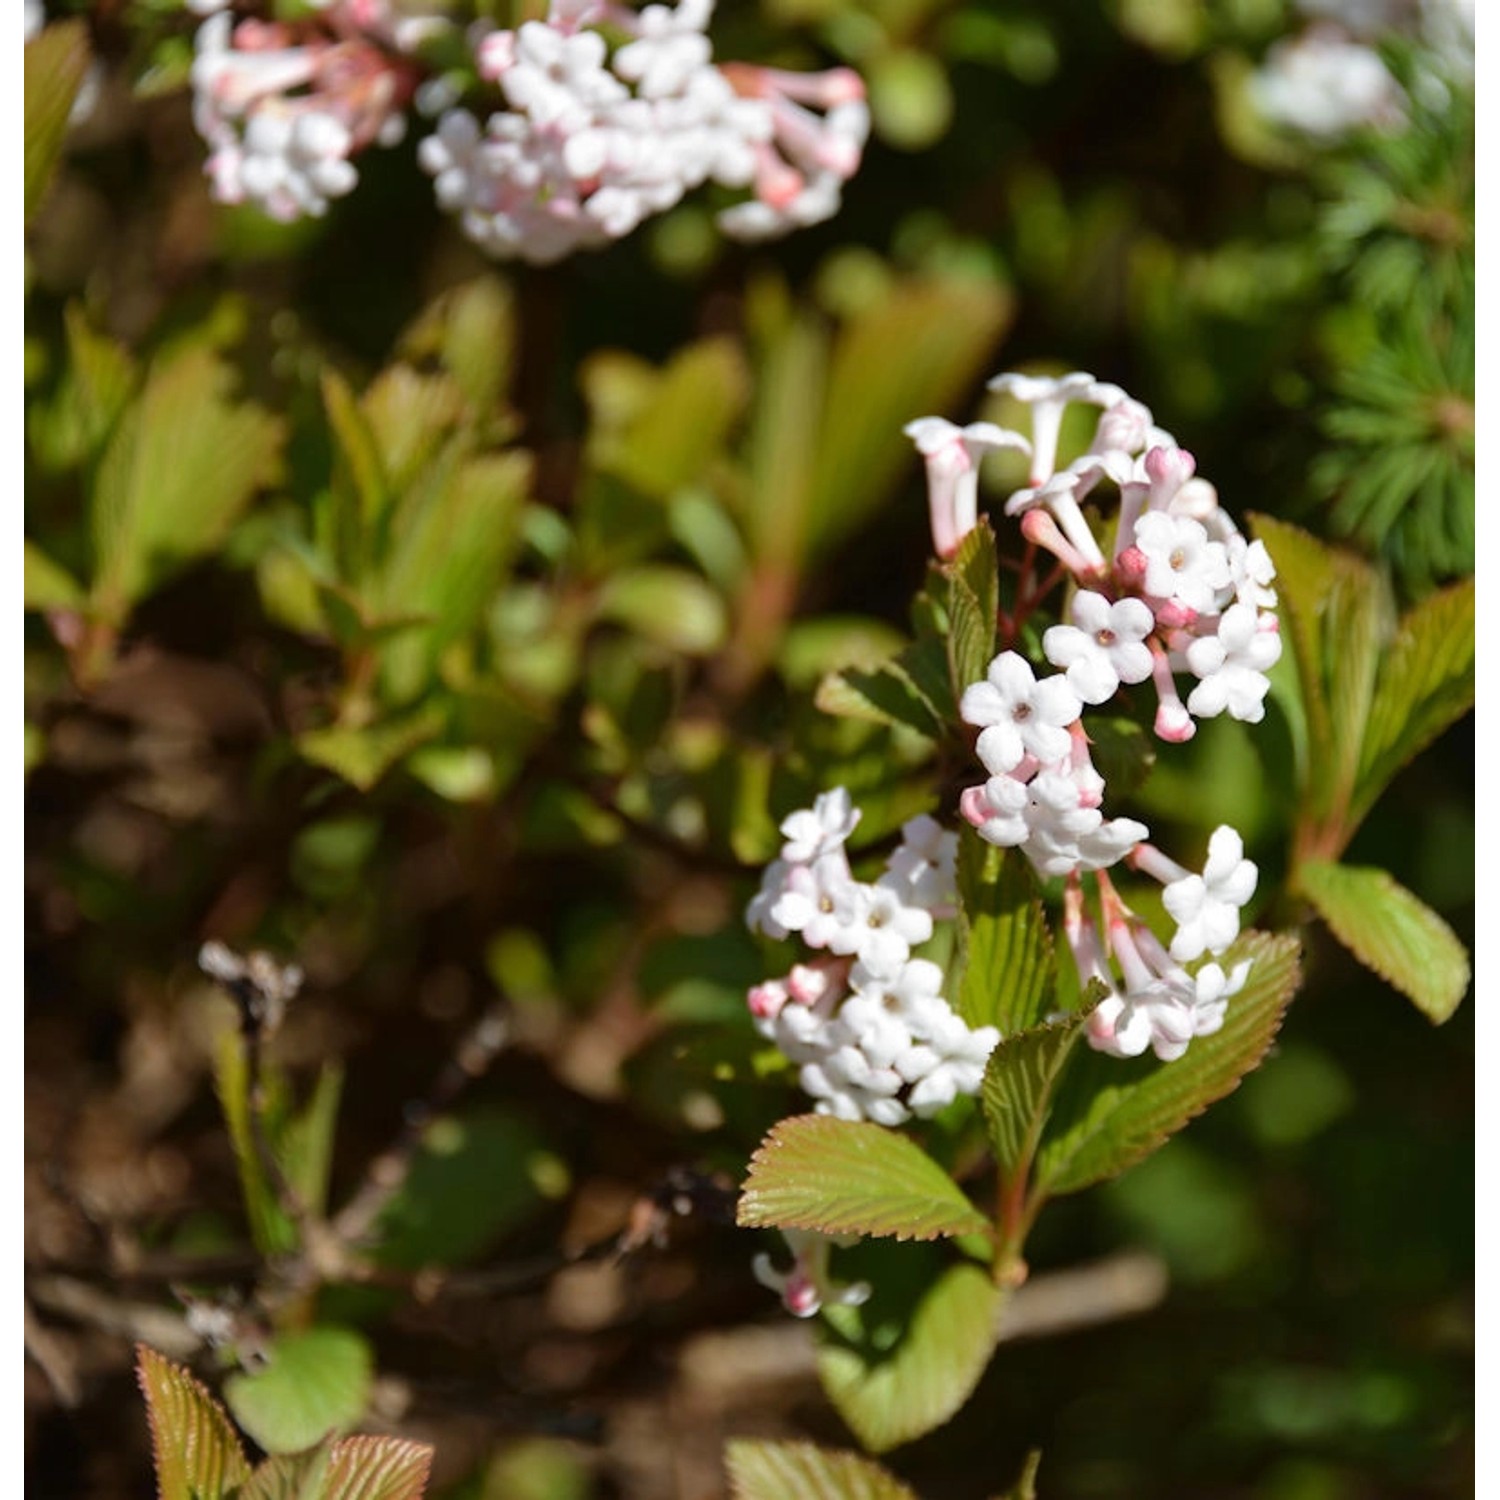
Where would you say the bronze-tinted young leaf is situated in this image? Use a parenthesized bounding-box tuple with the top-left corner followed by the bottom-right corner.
(980, 1014, 1086, 1186)
(25, 20, 89, 222)
(818, 1261, 1003, 1453)
(231, 1434, 431, 1500)
(956, 834, 1054, 1035)
(135, 1344, 251, 1500)
(738, 1115, 988, 1242)
(1353, 578, 1474, 826)
(1298, 861, 1470, 1023)
(223, 1328, 373, 1457)
(1033, 932, 1301, 1197)
(726, 1439, 918, 1500)
(944, 521, 1000, 710)
(325, 1435, 434, 1500)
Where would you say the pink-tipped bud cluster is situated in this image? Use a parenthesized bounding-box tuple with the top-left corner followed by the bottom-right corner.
(908, 371, 1283, 745)
(1067, 858, 1255, 1062)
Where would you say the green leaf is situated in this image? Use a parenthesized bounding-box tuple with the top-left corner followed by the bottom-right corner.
(979, 1014, 1086, 1187)
(818, 1261, 1002, 1453)
(943, 521, 1000, 706)
(321, 368, 388, 541)
(1249, 515, 1386, 829)
(135, 1344, 252, 1500)
(1248, 516, 1340, 800)
(597, 566, 728, 655)
(801, 279, 1012, 563)
(1298, 861, 1469, 1023)
(24, 539, 84, 611)
(956, 835, 1054, 1034)
(89, 345, 283, 625)
(374, 449, 531, 698)
(278, 1063, 343, 1220)
(362, 369, 465, 496)
(1353, 578, 1474, 825)
(815, 638, 949, 739)
(1034, 932, 1301, 1197)
(25, 21, 90, 222)
(1085, 715, 1156, 800)
(738, 1114, 989, 1242)
(223, 1329, 373, 1456)
(29, 304, 141, 470)
(584, 337, 749, 499)
(398, 275, 515, 418)
(235, 1447, 335, 1500)
(295, 704, 446, 792)
(214, 1032, 297, 1257)
(369, 1108, 547, 1270)
(996, 1451, 1043, 1500)
(725, 1440, 918, 1500)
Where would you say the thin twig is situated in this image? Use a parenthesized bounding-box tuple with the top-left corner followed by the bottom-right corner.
(332, 1003, 512, 1249)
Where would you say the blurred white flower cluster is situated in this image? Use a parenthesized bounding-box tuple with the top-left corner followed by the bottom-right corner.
(1250, 0, 1472, 140)
(188, 0, 866, 258)
(745, 792, 1000, 1126)
(906, 373, 1276, 1064)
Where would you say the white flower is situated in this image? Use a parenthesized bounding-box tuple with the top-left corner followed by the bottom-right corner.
(780, 786, 861, 863)
(1189, 958, 1252, 1038)
(986, 371, 1125, 483)
(1251, 27, 1405, 139)
(1185, 605, 1282, 723)
(753, 1231, 871, 1318)
(1227, 534, 1278, 610)
(1132, 513, 1232, 615)
(849, 880, 934, 977)
(959, 775, 1030, 848)
(1162, 826, 1258, 962)
(884, 815, 958, 916)
(1043, 591, 1155, 704)
(904, 418, 1030, 558)
(961, 652, 1082, 774)
(768, 856, 866, 953)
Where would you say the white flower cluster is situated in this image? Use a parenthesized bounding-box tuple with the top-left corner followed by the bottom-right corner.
(907, 373, 1274, 1063)
(745, 792, 999, 1126)
(191, 7, 416, 221)
(1250, 0, 1473, 140)
(187, 0, 866, 259)
(420, 0, 867, 263)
